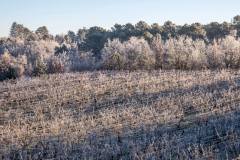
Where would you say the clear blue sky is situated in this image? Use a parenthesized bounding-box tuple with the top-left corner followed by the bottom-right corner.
(1, 0, 239, 37)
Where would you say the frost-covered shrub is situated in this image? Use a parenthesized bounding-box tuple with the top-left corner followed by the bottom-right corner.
(102, 37, 155, 70)
(0, 38, 25, 57)
(124, 37, 155, 70)
(219, 36, 240, 68)
(102, 36, 209, 70)
(26, 40, 58, 60)
(70, 51, 96, 71)
(102, 52, 125, 70)
(102, 39, 125, 70)
(0, 51, 13, 80)
(0, 38, 58, 59)
(0, 51, 25, 80)
(191, 40, 208, 69)
(205, 36, 240, 69)
(54, 43, 95, 72)
(163, 36, 208, 69)
(165, 37, 190, 69)
(206, 40, 225, 69)
(11, 63, 25, 78)
(151, 34, 164, 69)
(0, 38, 58, 76)
(32, 55, 47, 76)
(47, 55, 66, 73)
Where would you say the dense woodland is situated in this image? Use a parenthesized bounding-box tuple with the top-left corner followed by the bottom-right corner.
(1, 15, 240, 80)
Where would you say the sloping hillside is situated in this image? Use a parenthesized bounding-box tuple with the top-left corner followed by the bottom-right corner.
(1, 70, 240, 159)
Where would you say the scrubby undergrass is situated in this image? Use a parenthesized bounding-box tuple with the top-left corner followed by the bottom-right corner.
(1, 70, 240, 159)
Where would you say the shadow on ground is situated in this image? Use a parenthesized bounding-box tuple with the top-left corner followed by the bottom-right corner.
(2, 79, 240, 160)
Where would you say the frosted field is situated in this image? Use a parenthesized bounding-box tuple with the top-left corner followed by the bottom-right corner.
(1, 70, 240, 159)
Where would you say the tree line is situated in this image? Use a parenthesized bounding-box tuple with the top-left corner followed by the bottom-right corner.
(1, 15, 240, 80)
(7, 16, 240, 56)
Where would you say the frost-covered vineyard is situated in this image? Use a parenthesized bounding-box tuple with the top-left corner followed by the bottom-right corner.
(1, 70, 240, 159)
